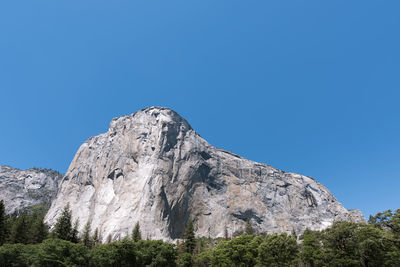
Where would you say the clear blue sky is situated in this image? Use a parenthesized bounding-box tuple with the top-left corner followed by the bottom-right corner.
(0, 1, 399, 218)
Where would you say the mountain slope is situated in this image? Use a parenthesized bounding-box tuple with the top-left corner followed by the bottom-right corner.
(45, 107, 363, 241)
(0, 166, 63, 214)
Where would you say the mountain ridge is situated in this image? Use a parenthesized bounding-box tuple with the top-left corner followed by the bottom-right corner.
(0, 165, 63, 214)
(37, 106, 363, 241)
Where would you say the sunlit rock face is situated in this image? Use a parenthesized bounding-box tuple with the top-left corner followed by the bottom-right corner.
(0, 166, 62, 214)
(45, 107, 364, 241)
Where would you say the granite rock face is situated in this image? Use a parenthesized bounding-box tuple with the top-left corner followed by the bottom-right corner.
(45, 107, 364, 241)
(0, 166, 63, 214)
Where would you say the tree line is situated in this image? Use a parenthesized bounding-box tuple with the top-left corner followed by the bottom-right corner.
(0, 200, 399, 266)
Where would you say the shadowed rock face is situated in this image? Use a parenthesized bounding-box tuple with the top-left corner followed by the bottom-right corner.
(45, 107, 364, 241)
(0, 166, 63, 214)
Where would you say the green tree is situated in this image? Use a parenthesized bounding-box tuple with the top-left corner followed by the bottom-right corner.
(8, 212, 29, 244)
(196, 248, 213, 267)
(320, 220, 400, 266)
(179, 252, 194, 267)
(91, 239, 177, 267)
(92, 227, 101, 246)
(183, 219, 196, 254)
(6, 205, 49, 244)
(82, 220, 93, 248)
(385, 248, 400, 267)
(210, 234, 260, 266)
(369, 209, 400, 235)
(224, 225, 229, 240)
(132, 222, 141, 242)
(91, 239, 137, 267)
(71, 219, 80, 243)
(257, 233, 298, 267)
(30, 213, 49, 244)
(53, 204, 73, 241)
(300, 229, 324, 267)
(369, 209, 400, 265)
(0, 243, 39, 266)
(27, 205, 49, 244)
(3, 215, 13, 244)
(181, 219, 196, 267)
(354, 224, 390, 267)
(0, 200, 6, 245)
(321, 221, 366, 266)
(369, 209, 400, 247)
(36, 238, 89, 266)
(245, 219, 254, 235)
(135, 239, 177, 267)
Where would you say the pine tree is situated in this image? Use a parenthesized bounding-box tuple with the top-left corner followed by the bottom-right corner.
(25, 205, 49, 244)
(97, 229, 103, 245)
(300, 229, 323, 267)
(224, 225, 229, 240)
(70, 219, 80, 243)
(30, 214, 49, 243)
(183, 219, 196, 254)
(245, 219, 254, 235)
(0, 200, 6, 245)
(180, 221, 196, 267)
(53, 204, 73, 241)
(132, 222, 141, 242)
(82, 220, 92, 248)
(9, 212, 29, 244)
(92, 227, 100, 246)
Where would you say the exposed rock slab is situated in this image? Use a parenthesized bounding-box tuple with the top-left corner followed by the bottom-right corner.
(45, 107, 364, 241)
(0, 166, 63, 214)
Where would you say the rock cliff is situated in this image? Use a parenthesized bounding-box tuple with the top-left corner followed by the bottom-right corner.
(45, 107, 364, 241)
(0, 166, 63, 214)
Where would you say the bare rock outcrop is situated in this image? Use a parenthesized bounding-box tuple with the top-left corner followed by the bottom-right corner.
(45, 107, 364, 241)
(0, 166, 63, 214)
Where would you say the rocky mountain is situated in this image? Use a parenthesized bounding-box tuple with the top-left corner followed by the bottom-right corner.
(0, 166, 63, 214)
(45, 107, 364, 241)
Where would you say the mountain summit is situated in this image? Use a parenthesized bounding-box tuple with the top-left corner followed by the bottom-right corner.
(45, 107, 364, 241)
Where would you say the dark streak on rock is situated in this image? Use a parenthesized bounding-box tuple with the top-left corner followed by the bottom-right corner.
(232, 209, 263, 224)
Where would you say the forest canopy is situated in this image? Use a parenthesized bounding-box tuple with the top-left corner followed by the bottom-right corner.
(0, 200, 399, 267)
